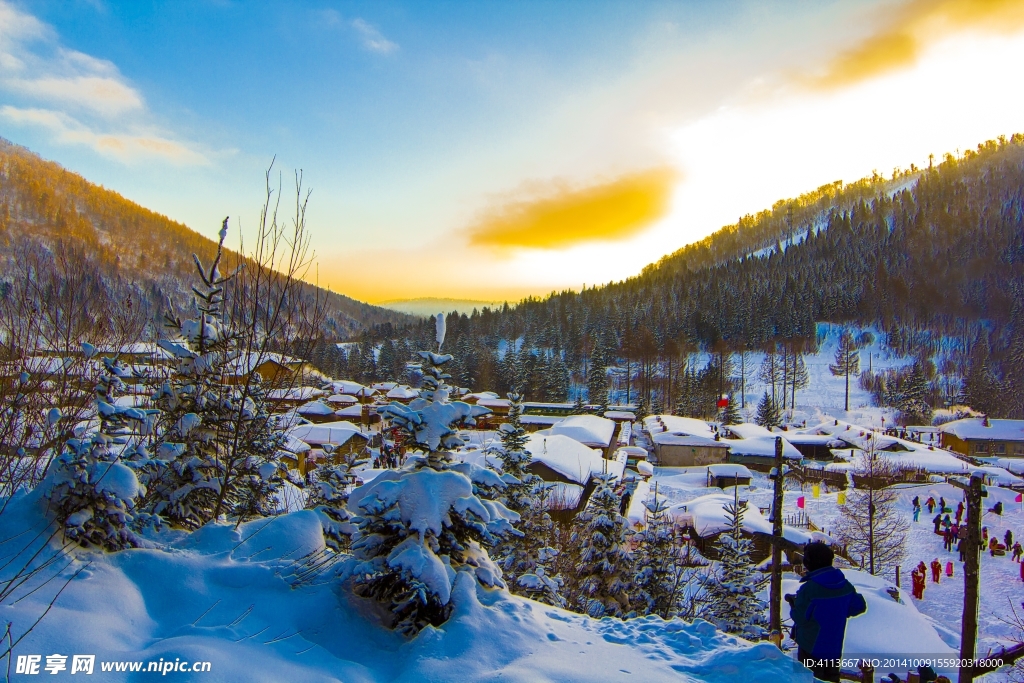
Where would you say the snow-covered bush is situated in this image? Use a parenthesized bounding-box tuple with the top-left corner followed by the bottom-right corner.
(46, 433, 143, 551)
(306, 462, 355, 552)
(568, 474, 633, 618)
(350, 320, 516, 635)
(703, 490, 768, 639)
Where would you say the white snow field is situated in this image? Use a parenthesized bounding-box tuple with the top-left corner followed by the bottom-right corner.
(0, 487, 814, 683)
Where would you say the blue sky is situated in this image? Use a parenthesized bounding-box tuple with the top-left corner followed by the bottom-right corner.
(3, 0, 1024, 302)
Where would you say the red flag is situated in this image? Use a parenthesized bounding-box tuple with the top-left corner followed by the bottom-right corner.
(796, 496, 805, 509)
(1016, 493, 1023, 503)
(717, 397, 729, 408)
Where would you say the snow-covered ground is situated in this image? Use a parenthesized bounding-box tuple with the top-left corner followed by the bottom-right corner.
(0, 486, 816, 683)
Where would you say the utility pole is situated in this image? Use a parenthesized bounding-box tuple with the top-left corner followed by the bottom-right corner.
(949, 471, 986, 683)
(769, 436, 784, 646)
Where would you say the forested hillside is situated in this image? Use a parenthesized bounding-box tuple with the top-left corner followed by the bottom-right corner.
(335, 136, 1024, 420)
(0, 138, 411, 336)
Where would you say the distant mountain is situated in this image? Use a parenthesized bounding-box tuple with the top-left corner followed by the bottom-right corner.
(379, 297, 508, 317)
(0, 138, 412, 337)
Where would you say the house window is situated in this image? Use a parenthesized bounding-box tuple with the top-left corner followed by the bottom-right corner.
(1015, 443, 1024, 456)
(996, 443, 1006, 454)
(975, 442, 988, 454)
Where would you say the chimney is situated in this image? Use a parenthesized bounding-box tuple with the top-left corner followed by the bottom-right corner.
(982, 415, 990, 427)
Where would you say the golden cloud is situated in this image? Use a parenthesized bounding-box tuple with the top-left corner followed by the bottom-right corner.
(465, 167, 676, 250)
(813, 0, 1024, 88)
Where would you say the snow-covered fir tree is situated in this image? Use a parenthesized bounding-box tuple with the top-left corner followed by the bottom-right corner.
(349, 314, 517, 635)
(632, 497, 696, 619)
(569, 474, 633, 618)
(755, 391, 781, 429)
(719, 394, 741, 425)
(46, 354, 150, 551)
(586, 342, 609, 407)
(306, 459, 354, 552)
(703, 488, 768, 639)
(139, 220, 284, 529)
(491, 393, 559, 602)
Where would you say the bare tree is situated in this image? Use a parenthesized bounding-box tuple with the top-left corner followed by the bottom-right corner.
(833, 452, 909, 576)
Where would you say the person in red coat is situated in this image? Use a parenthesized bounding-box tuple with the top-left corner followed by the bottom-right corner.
(930, 559, 942, 583)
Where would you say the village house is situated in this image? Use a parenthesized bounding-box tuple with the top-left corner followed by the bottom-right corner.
(939, 416, 1024, 458)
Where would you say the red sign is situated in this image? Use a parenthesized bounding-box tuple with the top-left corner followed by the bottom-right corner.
(716, 397, 729, 408)
(796, 496, 806, 509)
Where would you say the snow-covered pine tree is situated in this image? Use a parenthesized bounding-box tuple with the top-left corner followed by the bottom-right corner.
(350, 314, 517, 635)
(586, 342, 609, 407)
(306, 459, 354, 552)
(491, 392, 558, 600)
(570, 474, 633, 618)
(719, 394, 741, 425)
(632, 497, 694, 619)
(703, 488, 768, 638)
(829, 330, 861, 412)
(755, 391, 781, 429)
(635, 395, 649, 421)
(893, 362, 932, 425)
(141, 220, 284, 529)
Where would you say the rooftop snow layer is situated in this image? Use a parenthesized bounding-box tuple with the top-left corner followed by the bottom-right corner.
(547, 414, 616, 447)
(524, 433, 624, 485)
(644, 415, 716, 439)
(939, 417, 1024, 441)
(725, 436, 802, 459)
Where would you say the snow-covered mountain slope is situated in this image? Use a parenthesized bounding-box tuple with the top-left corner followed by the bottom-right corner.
(0, 488, 812, 683)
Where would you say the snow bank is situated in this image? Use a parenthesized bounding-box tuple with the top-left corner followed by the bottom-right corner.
(0, 492, 815, 683)
(783, 569, 957, 677)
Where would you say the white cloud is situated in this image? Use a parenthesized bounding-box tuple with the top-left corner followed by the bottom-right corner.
(350, 18, 398, 55)
(0, 105, 209, 165)
(0, 0, 206, 165)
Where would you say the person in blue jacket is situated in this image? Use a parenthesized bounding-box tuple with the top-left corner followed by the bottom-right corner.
(786, 541, 867, 683)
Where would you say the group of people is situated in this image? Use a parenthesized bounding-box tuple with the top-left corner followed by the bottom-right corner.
(909, 493, 1024, 596)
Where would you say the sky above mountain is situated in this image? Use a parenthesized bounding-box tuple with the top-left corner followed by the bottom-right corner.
(2, 0, 1024, 304)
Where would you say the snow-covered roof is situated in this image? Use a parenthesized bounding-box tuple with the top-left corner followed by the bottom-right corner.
(288, 421, 366, 446)
(722, 423, 773, 439)
(334, 404, 366, 418)
(296, 400, 336, 416)
(464, 391, 500, 401)
(603, 410, 636, 421)
(476, 398, 511, 409)
(668, 493, 812, 544)
(939, 417, 1024, 441)
(268, 386, 324, 401)
(331, 380, 366, 395)
(651, 432, 728, 448)
(225, 352, 304, 375)
(725, 435, 802, 459)
(519, 415, 562, 426)
(547, 414, 615, 448)
(524, 434, 624, 485)
(386, 385, 419, 399)
(325, 393, 359, 404)
(372, 382, 398, 391)
(643, 415, 715, 439)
